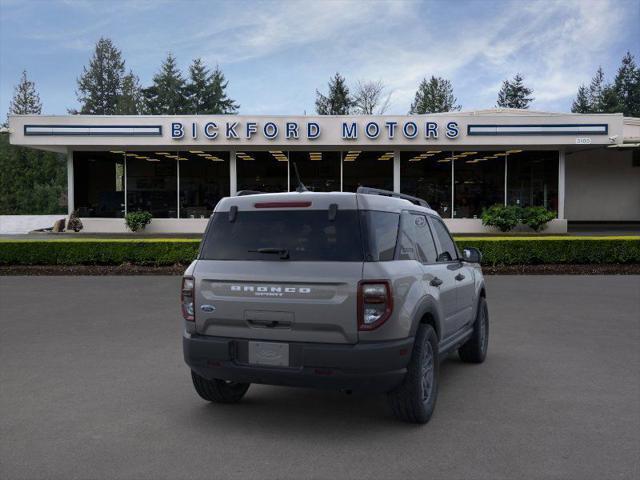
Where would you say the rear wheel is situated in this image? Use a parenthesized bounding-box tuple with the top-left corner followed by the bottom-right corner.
(387, 324, 439, 424)
(191, 371, 250, 403)
(458, 297, 489, 363)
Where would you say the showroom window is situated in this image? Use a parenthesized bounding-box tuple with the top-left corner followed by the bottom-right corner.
(236, 150, 288, 193)
(73, 151, 125, 218)
(342, 150, 394, 192)
(178, 151, 230, 218)
(288, 151, 340, 192)
(401, 151, 453, 217)
(453, 151, 505, 218)
(507, 150, 558, 212)
(126, 152, 177, 218)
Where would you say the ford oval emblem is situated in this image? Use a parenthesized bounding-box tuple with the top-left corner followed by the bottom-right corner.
(200, 304, 216, 313)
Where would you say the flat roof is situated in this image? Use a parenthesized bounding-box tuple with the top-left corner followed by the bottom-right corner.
(7, 109, 634, 153)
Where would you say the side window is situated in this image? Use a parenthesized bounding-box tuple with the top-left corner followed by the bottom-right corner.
(363, 211, 399, 261)
(397, 213, 417, 261)
(430, 217, 458, 262)
(396, 212, 438, 263)
(412, 214, 438, 263)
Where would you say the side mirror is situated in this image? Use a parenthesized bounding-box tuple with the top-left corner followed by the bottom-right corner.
(462, 247, 482, 264)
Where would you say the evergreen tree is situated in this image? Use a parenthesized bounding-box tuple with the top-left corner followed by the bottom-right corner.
(8, 70, 42, 116)
(613, 51, 640, 117)
(116, 71, 144, 115)
(75, 37, 126, 114)
(185, 59, 239, 114)
(496, 73, 534, 109)
(1, 73, 66, 214)
(571, 85, 591, 113)
(409, 76, 460, 114)
(143, 53, 188, 114)
(207, 65, 239, 114)
(315, 73, 353, 115)
(587, 67, 607, 112)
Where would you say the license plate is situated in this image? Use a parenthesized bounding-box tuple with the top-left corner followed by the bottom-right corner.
(248, 341, 290, 367)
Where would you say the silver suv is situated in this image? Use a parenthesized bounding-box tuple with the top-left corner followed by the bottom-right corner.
(182, 187, 488, 423)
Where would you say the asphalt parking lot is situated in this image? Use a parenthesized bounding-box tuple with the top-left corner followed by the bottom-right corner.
(1, 275, 638, 480)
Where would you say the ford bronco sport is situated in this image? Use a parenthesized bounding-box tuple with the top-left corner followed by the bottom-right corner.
(182, 187, 488, 423)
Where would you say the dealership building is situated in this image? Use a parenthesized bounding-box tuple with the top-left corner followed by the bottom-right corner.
(8, 109, 640, 233)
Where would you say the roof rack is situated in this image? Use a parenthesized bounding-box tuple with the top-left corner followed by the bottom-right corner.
(356, 186, 431, 209)
(235, 190, 264, 196)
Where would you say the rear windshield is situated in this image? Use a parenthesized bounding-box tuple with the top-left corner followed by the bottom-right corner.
(200, 210, 364, 261)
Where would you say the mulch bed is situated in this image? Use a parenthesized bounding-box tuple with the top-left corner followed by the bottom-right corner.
(1, 264, 639, 276)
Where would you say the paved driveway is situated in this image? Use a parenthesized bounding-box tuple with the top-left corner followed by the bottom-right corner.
(1, 276, 638, 480)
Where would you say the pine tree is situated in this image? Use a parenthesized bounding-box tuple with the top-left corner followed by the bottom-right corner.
(587, 67, 607, 112)
(496, 74, 534, 109)
(185, 59, 239, 114)
(207, 65, 239, 114)
(186, 58, 209, 114)
(143, 53, 188, 114)
(116, 71, 144, 115)
(75, 37, 126, 114)
(8, 70, 42, 116)
(409, 76, 460, 114)
(613, 51, 640, 117)
(571, 85, 591, 113)
(315, 73, 353, 115)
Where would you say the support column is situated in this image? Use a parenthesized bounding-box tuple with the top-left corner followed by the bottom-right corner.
(393, 150, 400, 193)
(66, 149, 74, 216)
(504, 154, 508, 206)
(230, 150, 237, 195)
(558, 149, 566, 219)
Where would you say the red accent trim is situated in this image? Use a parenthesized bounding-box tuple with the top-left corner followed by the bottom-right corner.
(181, 276, 195, 322)
(254, 201, 312, 208)
(357, 280, 393, 331)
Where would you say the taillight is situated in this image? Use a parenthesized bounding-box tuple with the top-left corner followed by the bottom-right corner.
(181, 276, 195, 321)
(358, 280, 393, 331)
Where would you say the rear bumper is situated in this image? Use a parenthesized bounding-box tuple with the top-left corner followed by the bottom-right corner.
(183, 332, 414, 393)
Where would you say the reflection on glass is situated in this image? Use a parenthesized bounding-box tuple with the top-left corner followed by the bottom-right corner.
(342, 150, 394, 192)
(401, 151, 452, 217)
(73, 151, 125, 217)
(288, 151, 340, 192)
(453, 151, 505, 218)
(178, 151, 229, 218)
(126, 152, 177, 218)
(236, 151, 288, 192)
(507, 150, 558, 212)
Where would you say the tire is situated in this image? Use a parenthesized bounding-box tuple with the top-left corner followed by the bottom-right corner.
(458, 297, 489, 364)
(387, 324, 439, 424)
(191, 370, 250, 403)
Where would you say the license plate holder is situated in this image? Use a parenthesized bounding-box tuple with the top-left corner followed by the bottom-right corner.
(248, 341, 290, 367)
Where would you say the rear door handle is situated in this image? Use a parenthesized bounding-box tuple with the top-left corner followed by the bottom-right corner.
(455, 273, 465, 281)
(430, 277, 443, 287)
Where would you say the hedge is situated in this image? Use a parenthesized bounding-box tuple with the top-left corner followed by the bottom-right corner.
(0, 237, 638, 266)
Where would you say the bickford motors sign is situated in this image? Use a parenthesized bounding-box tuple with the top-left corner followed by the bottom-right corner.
(171, 119, 461, 141)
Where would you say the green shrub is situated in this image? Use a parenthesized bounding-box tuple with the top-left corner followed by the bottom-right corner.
(457, 237, 640, 266)
(481, 205, 520, 232)
(125, 211, 153, 232)
(521, 206, 556, 232)
(0, 239, 201, 266)
(0, 237, 639, 267)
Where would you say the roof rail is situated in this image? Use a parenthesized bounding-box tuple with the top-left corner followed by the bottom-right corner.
(236, 190, 264, 196)
(356, 186, 431, 209)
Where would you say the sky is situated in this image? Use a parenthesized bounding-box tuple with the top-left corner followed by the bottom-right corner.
(0, 0, 638, 117)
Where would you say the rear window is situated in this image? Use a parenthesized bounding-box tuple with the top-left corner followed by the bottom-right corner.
(200, 210, 364, 261)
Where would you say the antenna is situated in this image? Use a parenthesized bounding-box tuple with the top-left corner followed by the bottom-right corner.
(292, 162, 308, 193)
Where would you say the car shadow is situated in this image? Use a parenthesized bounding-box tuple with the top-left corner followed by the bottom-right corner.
(180, 355, 471, 435)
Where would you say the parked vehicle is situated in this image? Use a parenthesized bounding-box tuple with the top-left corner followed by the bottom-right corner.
(182, 187, 488, 423)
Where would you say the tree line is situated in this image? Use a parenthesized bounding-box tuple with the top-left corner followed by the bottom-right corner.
(1, 37, 638, 215)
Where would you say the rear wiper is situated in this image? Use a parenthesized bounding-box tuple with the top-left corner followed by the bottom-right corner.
(248, 247, 290, 260)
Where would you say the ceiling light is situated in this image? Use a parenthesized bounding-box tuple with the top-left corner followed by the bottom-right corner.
(437, 159, 450, 163)
(155, 152, 170, 155)
(427, 150, 442, 154)
(189, 150, 204, 154)
(110, 150, 125, 154)
(125, 153, 137, 157)
(507, 150, 523, 154)
(146, 158, 160, 162)
(135, 156, 148, 159)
